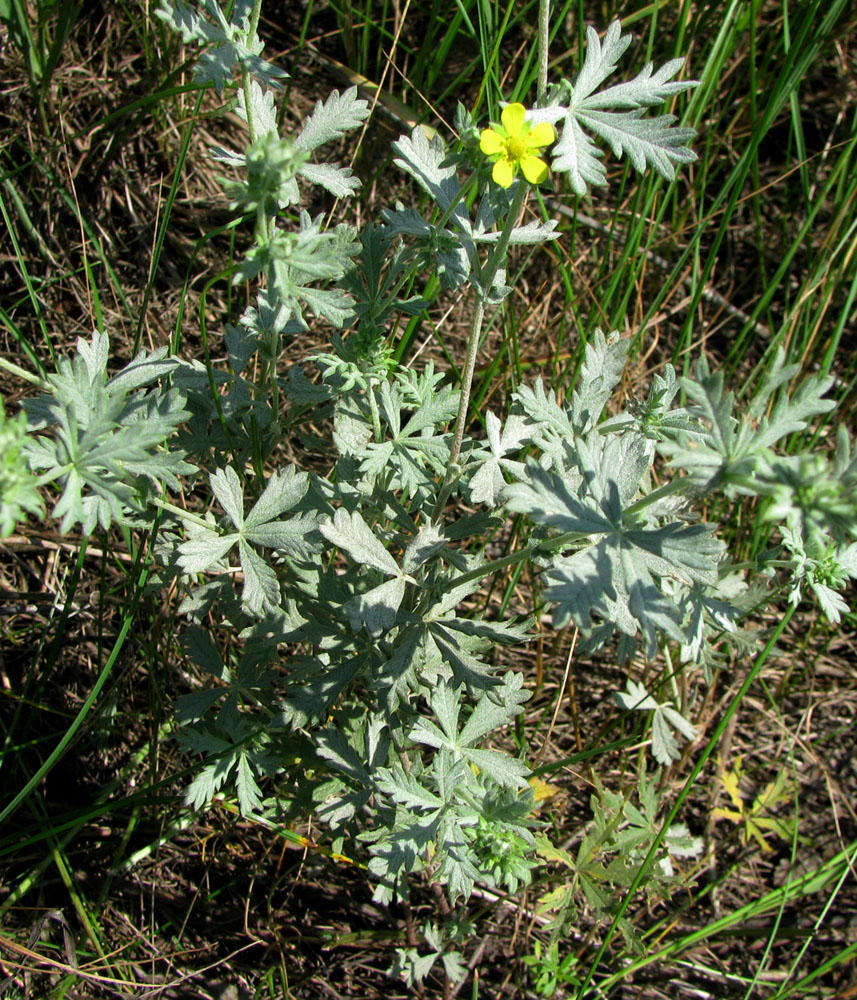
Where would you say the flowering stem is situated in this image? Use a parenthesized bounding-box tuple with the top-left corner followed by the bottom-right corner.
(433, 181, 528, 521)
(247, 0, 264, 38)
(537, 0, 550, 104)
(0, 357, 46, 388)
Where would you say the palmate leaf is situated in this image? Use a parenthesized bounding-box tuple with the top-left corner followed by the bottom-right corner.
(391, 127, 472, 235)
(358, 381, 457, 498)
(409, 678, 530, 789)
(469, 411, 529, 507)
(156, 0, 285, 94)
(614, 679, 698, 764)
(659, 354, 836, 496)
(507, 450, 723, 655)
(23, 332, 193, 534)
(530, 21, 698, 196)
(178, 466, 313, 615)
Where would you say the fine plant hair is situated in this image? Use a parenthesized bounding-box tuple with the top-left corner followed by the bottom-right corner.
(4, 0, 857, 986)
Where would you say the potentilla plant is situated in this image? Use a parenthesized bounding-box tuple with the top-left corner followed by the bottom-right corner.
(7, 0, 857, 981)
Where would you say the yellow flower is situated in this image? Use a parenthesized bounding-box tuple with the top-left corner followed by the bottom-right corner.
(479, 103, 555, 188)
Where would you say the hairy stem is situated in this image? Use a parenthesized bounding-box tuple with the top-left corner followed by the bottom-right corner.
(433, 182, 528, 521)
(537, 0, 550, 104)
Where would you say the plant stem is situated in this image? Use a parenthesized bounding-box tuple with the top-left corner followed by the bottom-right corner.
(0, 356, 46, 387)
(150, 496, 214, 531)
(433, 182, 528, 521)
(537, 0, 550, 104)
(247, 0, 264, 38)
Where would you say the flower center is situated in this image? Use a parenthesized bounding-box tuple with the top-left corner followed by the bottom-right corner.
(505, 135, 528, 161)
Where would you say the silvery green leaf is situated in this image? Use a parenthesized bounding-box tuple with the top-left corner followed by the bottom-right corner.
(184, 757, 233, 810)
(585, 57, 696, 110)
(210, 143, 245, 167)
(402, 384, 459, 436)
(570, 329, 630, 433)
(285, 365, 331, 404)
(425, 554, 492, 617)
(158, 1, 284, 95)
(812, 582, 849, 624)
(403, 523, 447, 574)
(425, 681, 462, 744)
(442, 616, 533, 646)
(156, 0, 224, 46)
(181, 624, 227, 679)
(536, 22, 697, 193)
(297, 284, 357, 328)
(381, 205, 432, 238)
(469, 457, 508, 507)
(76, 329, 108, 384)
(751, 364, 835, 452)
(224, 324, 256, 376)
(391, 949, 439, 988)
(462, 748, 529, 789)
(392, 128, 471, 234)
(614, 679, 658, 712)
(661, 704, 698, 743)
(294, 87, 370, 154)
(651, 711, 680, 765)
(321, 508, 400, 577)
(408, 716, 450, 753)
(376, 765, 444, 812)
(378, 210, 473, 291)
(574, 109, 696, 179)
(459, 673, 529, 746)
(123, 449, 196, 492)
(470, 410, 530, 505)
(679, 585, 740, 663)
(839, 543, 857, 576)
(574, 22, 633, 103)
(476, 216, 560, 245)
(238, 537, 281, 614)
(345, 576, 406, 635)
(426, 625, 497, 689)
(664, 823, 704, 858)
(174, 688, 225, 724)
(377, 381, 402, 437)
(333, 393, 373, 456)
(616, 680, 697, 764)
(244, 466, 309, 528)
(494, 411, 529, 455)
(505, 461, 612, 535)
(209, 465, 245, 528)
(316, 726, 371, 784)
(440, 951, 467, 983)
(107, 348, 178, 393)
(236, 78, 278, 138)
(244, 516, 319, 560)
(484, 267, 512, 303)
(235, 753, 263, 813)
(299, 162, 361, 198)
(514, 379, 575, 449)
(177, 529, 236, 574)
(0, 405, 42, 537)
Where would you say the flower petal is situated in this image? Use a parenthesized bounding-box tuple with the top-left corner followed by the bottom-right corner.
(526, 121, 555, 149)
(480, 128, 503, 155)
(500, 102, 526, 136)
(492, 158, 516, 188)
(520, 153, 548, 185)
